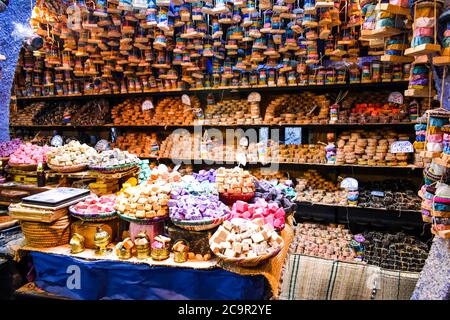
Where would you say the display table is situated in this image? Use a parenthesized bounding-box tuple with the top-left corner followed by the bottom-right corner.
(26, 250, 266, 300)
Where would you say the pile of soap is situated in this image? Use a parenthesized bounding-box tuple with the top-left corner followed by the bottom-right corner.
(148, 164, 182, 183)
(115, 183, 171, 219)
(210, 218, 284, 259)
(90, 148, 138, 167)
(230, 199, 286, 230)
(9, 143, 52, 165)
(292, 223, 356, 261)
(169, 194, 230, 221)
(72, 194, 116, 214)
(253, 180, 297, 214)
(0, 139, 22, 157)
(215, 167, 255, 194)
(193, 169, 216, 183)
(47, 140, 98, 167)
(137, 159, 151, 184)
(170, 175, 217, 196)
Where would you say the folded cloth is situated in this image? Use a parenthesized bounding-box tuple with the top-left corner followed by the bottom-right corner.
(412, 36, 433, 47)
(428, 134, 443, 143)
(433, 202, 450, 211)
(414, 27, 434, 37)
(410, 79, 429, 86)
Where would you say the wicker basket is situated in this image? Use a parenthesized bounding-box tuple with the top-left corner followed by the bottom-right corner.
(48, 163, 87, 173)
(171, 214, 230, 231)
(219, 192, 255, 206)
(20, 215, 71, 248)
(8, 163, 38, 171)
(214, 244, 283, 267)
(117, 211, 169, 225)
(89, 162, 137, 174)
(69, 206, 118, 222)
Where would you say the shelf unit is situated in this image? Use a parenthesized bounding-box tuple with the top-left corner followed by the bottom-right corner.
(13, 81, 410, 104)
(10, 80, 424, 229)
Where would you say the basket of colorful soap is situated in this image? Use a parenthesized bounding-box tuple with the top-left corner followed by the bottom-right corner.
(47, 141, 98, 173)
(115, 183, 171, 223)
(169, 192, 231, 231)
(8, 143, 52, 171)
(215, 167, 256, 206)
(89, 149, 138, 173)
(0, 139, 22, 164)
(209, 218, 284, 267)
(69, 194, 117, 222)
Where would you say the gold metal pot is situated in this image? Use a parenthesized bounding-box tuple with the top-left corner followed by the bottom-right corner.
(70, 233, 85, 254)
(135, 231, 150, 259)
(94, 226, 110, 255)
(172, 239, 189, 263)
(116, 246, 132, 260)
(151, 247, 170, 261)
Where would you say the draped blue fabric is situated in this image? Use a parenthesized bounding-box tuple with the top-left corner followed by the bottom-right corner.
(31, 252, 266, 300)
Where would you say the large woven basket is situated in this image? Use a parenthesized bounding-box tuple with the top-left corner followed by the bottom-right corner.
(171, 214, 230, 231)
(8, 163, 38, 171)
(20, 215, 71, 248)
(69, 206, 118, 222)
(219, 192, 255, 206)
(214, 244, 283, 267)
(89, 162, 137, 174)
(48, 163, 87, 173)
(117, 211, 169, 225)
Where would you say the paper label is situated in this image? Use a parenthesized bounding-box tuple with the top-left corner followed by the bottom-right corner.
(182, 94, 191, 106)
(371, 191, 385, 197)
(236, 153, 247, 166)
(388, 92, 403, 105)
(340, 177, 359, 190)
(142, 100, 154, 111)
(390, 141, 414, 153)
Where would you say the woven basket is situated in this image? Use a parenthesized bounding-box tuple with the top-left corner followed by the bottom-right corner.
(219, 192, 255, 206)
(48, 163, 87, 173)
(20, 215, 71, 248)
(69, 206, 118, 222)
(117, 211, 169, 225)
(214, 244, 283, 267)
(171, 214, 230, 231)
(89, 162, 137, 174)
(8, 163, 38, 171)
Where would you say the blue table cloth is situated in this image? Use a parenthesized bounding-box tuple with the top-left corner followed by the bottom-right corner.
(30, 252, 266, 300)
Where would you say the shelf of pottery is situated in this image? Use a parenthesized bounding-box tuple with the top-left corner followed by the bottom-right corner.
(12, 0, 416, 100)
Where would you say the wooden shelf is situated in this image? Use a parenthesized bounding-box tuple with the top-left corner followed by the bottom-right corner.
(360, 27, 402, 40)
(143, 157, 422, 170)
(296, 201, 421, 214)
(10, 122, 417, 130)
(14, 81, 410, 103)
(433, 56, 450, 66)
(376, 3, 411, 17)
(405, 44, 441, 57)
(381, 55, 414, 64)
(404, 88, 436, 98)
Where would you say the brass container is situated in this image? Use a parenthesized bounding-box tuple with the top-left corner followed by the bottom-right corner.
(151, 247, 170, 261)
(135, 231, 150, 259)
(117, 246, 132, 260)
(172, 239, 189, 263)
(173, 251, 188, 263)
(69, 233, 85, 254)
(94, 227, 110, 255)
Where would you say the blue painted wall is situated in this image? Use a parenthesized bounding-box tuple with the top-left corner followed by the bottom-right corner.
(0, 0, 35, 142)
